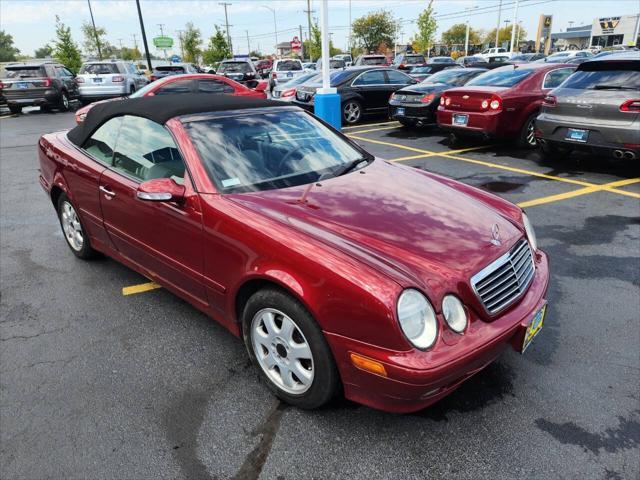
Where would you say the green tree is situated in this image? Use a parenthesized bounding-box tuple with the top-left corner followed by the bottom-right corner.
(202, 25, 231, 64)
(81, 21, 107, 59)
(182, 22, 202, 63)
(414, 1, 437, 53)
(249, 50, 262, 58)
(302, 22, 339, 61)
(352, 10, 397, 53)
(120, 46, 141, 61)
(484, 26, 527, 48)
(34, 43, 53, 58)
(441, 23, 481, 47)
(0, 30, 20, 61)
(52, 16, 82, 73)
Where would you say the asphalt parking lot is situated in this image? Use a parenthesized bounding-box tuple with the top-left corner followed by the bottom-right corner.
(1, 105, 639, 480)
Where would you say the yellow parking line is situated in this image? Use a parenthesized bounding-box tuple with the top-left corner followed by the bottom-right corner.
(388, 145, 496, 162)
(342, 120, 399, 131)
(518, 178, 640, 208)
(348, 124, 402, 135)
(122, 282, 162, 296)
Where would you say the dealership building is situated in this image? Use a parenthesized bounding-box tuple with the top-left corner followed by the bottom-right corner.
(551, 14, 640, 49)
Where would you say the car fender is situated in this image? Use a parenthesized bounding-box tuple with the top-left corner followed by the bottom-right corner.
(341, 91, 364, 105)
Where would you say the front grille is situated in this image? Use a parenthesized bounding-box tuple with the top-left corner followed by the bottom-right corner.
(471, 239, 535, 314)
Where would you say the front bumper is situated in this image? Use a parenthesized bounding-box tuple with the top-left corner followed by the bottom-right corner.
(78, 85, 128, 99)
(326, 250, 549, 413)
(536, 114, 640, 156)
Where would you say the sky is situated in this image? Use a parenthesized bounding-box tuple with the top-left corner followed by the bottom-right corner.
(2, 0, 639, 57)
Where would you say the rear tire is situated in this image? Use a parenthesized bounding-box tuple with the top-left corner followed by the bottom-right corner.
(57, 193, 98, 260)
(242, 287, 340, 409)
(8, 105, 22, 115)
(398, 118, 417, 129)
(517, 113, 538, 149)
(58, 91, 70, 112)
(342, 99, 362, 125)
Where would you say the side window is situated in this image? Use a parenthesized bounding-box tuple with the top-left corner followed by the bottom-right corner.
(82, 117, 123, 165)
(198, 80, 235, 94)
(353, 70, 386, 86)
(543, 68, 574, 89)
(62, 67, 73, 77)
(112, 116, 186, 183)
(155, 80, 193, 95)
(386, 70, 411, 84)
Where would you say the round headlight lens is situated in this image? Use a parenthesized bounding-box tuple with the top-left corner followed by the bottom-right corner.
(522, 212, 537, 251)
(442, 295, 468, 333)
(397, 289, 438, 349)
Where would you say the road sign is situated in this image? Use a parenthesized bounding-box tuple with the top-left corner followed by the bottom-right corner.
(170, 54, 181, 63)
(291, 36, 302, 51)
(153, 36, 174, 48)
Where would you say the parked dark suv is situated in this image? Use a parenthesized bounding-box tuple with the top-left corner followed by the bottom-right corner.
(391, 53, 427, 71)
(1, 61, 80, 114)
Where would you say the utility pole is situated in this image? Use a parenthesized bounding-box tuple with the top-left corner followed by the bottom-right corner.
(262, 5, 277, 57)
(219, 3, 233, 56)
(87, 0, 102, 59)
(131, 33, 139, 50)
(299, 24, 304, 59)
(495, 0, 502, 49)
(117, 38, 124, 49)
(246, 30, 250, 56)
(348, 0, 352, 54)
(509, 0, 520, 53)
(304, 0, 314, 48)
(135, 0, 152, 71)
(176, 29, 185, 59)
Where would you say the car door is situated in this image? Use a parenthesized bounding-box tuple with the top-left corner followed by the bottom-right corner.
(55, 65, 78, 98)
(350, 70, 389, 112)
(70, 117, 123, 250)
(98, 115, 207, 305)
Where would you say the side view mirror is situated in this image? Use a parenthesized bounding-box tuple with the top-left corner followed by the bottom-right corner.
(137, 178, 185, 202)
(409, 79, 419, 84)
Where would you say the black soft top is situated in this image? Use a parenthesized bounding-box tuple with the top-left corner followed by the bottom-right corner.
(67, 94, 285, 146)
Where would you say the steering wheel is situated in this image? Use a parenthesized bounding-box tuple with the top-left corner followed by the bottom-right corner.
(275, 146, 315, 174)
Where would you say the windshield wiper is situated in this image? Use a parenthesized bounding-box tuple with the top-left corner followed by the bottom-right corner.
(592, 85, 637, 90)
(317, 157, 369, 182)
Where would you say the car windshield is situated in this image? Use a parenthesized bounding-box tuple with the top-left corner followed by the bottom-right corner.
(361, 57, 386, 65)
(423, 69, 476, 85)
(411, 67, 430, 73)
(276, 60, 302, 71)
(185, 110, 367, 193)
(405, 56, 425, 64)
(467, 68, 534, 87)
(428, 58, 452, 64)
(156, 66, 186, 72)
(561, 68, 640, 90)
(5, 66, 45, 78)
(80, 63, 119, 74)
(218, 62, 251, 73)
(129, 81, 157, 98)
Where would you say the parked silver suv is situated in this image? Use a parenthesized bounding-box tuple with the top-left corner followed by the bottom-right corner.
(535, 52, 640, 160)
(76, 60, 148, 104)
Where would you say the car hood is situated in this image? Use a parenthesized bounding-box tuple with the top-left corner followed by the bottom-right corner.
(227, 160, 523, 297)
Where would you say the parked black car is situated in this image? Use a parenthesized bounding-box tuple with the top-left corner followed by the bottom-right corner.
(510, 53, 547, 63)
(293, 66, 417, 124)
(217, 60, 258, 84)
(391, 53, 427, 71)
(1, 61, 80, 114)
(389, 68, 487, 128)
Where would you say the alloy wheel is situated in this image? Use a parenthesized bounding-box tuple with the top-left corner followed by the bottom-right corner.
(60, 201, 84, 251)
(343, 102, 361, 124)
(526, 118, 536, 146)
(62, 93, 69, 110)
(251, 308, 314, 394)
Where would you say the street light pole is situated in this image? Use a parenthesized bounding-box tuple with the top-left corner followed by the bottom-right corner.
(313, 0, 340, 129)
(87, 0, 102, 60)
(262, 5, 277, 57)
(495, 0, 502, 49)
(135, 0, 153, 71)
(464, 4, 477, 57)
(509, 0, 519, 53)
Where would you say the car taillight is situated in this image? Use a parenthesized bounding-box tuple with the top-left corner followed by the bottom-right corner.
(445, 97, 451, 106)
(282, 88, 295, 97)
(481, 100, 489, 109)
(75, 77, 85, 83)
(620, 99, 640, 112)
(420, 93, 435, 104)
(439, 96, 445, 106)
(0, 81, 4, 89)
(399, 64, 405, 69)
(390, 92, 397, 101)
(272, 72, 277, 79)
(75, 112, 87, 124)
(543, 95, 557, 107)
(489, 96, 502, 111)
(34, 78, 52, 87)
(112, 75, 124, 82)
(150, 75, 157, 81)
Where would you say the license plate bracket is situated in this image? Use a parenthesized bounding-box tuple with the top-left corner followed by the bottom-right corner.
(565, 128, 589, 142)
(16, 82, 28, 89)
(453, 113, 468, 126)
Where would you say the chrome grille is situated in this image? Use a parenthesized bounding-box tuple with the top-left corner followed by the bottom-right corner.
(471, 239, 535, 314)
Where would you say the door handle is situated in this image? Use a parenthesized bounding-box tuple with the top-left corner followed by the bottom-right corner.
(99, 185, 116, 197)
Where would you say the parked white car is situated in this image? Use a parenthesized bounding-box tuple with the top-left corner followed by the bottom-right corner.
(478, 47, 509, 59)
(76, 60, 148, 104)
(269, 59, 306, 91)
(543, 49, 594, 63)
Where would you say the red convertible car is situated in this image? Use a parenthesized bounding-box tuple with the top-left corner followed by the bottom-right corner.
(38, 95, 549, 413)
(437, 63, 575, 148)
(74, 73, 267, 123)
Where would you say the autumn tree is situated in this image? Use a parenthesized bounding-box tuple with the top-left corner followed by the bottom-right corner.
(352, 10, 397, 53)
(52, 16, 82, 73)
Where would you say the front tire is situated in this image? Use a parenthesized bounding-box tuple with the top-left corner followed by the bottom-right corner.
(57, 193, 97, 259)
(342, 99, 362, 125)
(8, 105, 22, 114)
(242, 287, 340, 409)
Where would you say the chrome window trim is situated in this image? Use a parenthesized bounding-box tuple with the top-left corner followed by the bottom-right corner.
(350, 69, 392, 87)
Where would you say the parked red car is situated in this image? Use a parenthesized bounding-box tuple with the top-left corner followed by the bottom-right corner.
(74, 73, 267, 123)
(39, 94, 549, 413)
(437, 63, 575, 148)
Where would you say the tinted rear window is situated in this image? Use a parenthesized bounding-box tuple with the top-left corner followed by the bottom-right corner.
(80, 63, 119, 74)
(276, 60, 302, 71)
(218, 62, 251, 73)
(361, 57, 386, 65)
(405, 56, 425, 64)
(467, 68, 534, 87)
(561, 68, 640, 90)
(5, 67, 45, 78)
(156, 66, 186, 72)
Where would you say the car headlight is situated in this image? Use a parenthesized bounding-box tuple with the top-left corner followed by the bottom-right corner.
(522, 212, 537, 251)
(442, 295, 468, 333)
(397, 289, 438, 349)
